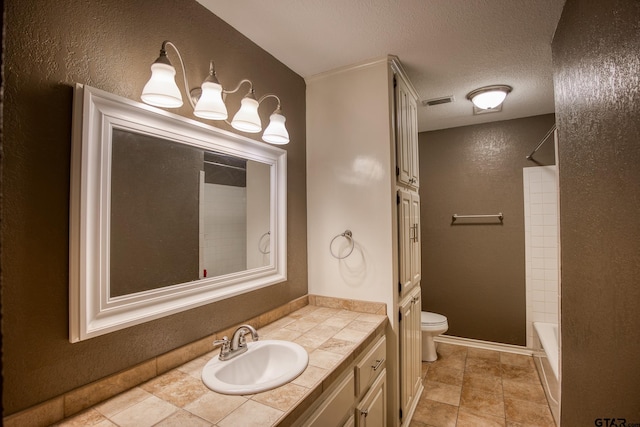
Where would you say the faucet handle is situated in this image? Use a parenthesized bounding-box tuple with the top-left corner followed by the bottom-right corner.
(213, 336, 231, 359)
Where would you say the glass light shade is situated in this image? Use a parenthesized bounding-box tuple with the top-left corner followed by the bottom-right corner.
(262, 112, 289, 144)
(141, 62, 183, 108)
(231, 97, 261, 133)
(470, 89, 508, 110)
(194, 81, 228, 120)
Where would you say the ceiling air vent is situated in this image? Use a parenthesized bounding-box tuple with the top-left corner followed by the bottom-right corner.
(422, 96, 454, 107)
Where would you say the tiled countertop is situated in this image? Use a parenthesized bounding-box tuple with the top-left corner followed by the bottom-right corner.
(55, 303, 387, 427)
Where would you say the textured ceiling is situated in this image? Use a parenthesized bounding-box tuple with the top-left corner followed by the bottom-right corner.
(196, 0, 566, 131)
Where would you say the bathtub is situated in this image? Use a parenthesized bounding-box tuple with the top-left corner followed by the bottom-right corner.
(533, 322, 559, 425)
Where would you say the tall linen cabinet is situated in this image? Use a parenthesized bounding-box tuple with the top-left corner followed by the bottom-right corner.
(307, 56, 423, 426)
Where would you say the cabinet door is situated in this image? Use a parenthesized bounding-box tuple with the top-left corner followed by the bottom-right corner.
(398, 190, 421, 298)
(356, 369, 387, 427)
(395, 75, 419, 189)
(304, 371, 355, 427)
(399, 287, 422, 423)
(410, 289, 422, 398)
(408, 93, 419, 188)
(398, 189, 412, 296)
(410, 192, 421, 285)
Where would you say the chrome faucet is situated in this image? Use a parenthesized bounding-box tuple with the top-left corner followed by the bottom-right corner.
(213, 324, 259, 361)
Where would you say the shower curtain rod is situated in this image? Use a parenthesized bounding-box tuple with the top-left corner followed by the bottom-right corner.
(204, 160, 246, 171)
(526, 124, 557, 160)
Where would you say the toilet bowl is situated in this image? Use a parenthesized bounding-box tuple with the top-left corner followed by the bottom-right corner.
(421, 311, 448, 362)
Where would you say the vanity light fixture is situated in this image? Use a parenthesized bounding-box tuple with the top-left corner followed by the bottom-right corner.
(141, 40, 290, 145)
(466, 85, 512, 110)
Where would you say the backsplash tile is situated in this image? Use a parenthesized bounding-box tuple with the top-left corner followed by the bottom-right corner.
(64, 359, 157, 417)
(3, 397, 64, 427)
(156, 336, 214, 374)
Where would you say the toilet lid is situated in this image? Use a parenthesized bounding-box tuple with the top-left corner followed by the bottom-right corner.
(421, 311, 447, 326)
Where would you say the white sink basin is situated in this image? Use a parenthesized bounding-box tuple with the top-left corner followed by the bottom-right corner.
(202, 340, 309, 395)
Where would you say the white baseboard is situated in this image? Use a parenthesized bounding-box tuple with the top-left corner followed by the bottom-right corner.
(434, 334, 533, 356)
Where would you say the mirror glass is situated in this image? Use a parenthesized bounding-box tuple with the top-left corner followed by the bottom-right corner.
(69, 85, 286, 342)
(109, 130, 271, 297)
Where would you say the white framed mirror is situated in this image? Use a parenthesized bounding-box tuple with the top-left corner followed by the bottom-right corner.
(69, 84, 287, 342)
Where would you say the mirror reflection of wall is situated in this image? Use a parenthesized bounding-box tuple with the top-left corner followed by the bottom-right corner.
(110, 129, 201, 297)
(199, 152, 271, 278)
(246, 161, 271, 269)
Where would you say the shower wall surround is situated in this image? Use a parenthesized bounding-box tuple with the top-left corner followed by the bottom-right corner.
(523, 165, 560, 347)
(201, 183, 247, 277)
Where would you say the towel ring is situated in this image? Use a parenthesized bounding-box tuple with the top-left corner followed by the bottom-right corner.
(330, 230, 354, 259)
(258, 231, 270, 254)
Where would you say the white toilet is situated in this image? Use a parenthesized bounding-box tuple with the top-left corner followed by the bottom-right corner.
(421, 311, 448, 362)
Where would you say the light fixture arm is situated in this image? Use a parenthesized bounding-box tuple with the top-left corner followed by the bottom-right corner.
(222, 79, 253, 96)
(257, 93, 283, 111)
(159, 40, 197, 109)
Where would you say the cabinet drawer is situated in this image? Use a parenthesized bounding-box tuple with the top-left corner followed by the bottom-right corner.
(356, 368, 387, 427)
(355, 336, 386, 397)
(304, 370, 355, 427)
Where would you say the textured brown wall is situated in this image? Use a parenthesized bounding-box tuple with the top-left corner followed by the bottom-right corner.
(2, 0, 307, 414)
(553, 0, 640, 423)
(419, 114, 555, 346)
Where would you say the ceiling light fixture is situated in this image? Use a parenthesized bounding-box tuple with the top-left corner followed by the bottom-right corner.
(466, 85, 512, 110)
(141, 41, 290, 145)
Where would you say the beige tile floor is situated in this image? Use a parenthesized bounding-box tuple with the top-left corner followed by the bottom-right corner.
(410, 343, 556, 427)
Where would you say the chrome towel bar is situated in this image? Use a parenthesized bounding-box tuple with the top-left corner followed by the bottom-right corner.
(452, 213, 503, 222)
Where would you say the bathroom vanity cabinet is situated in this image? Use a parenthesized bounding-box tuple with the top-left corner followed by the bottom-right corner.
(295, 335, 387, 427)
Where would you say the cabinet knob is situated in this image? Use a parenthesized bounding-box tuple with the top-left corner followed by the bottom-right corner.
(360, 409, 369, 417)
